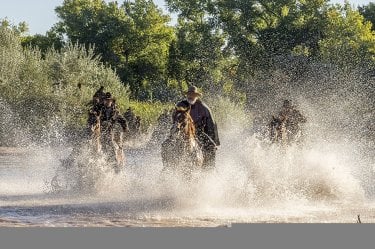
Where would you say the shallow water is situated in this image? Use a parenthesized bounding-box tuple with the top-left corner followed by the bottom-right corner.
(0, 141, 374, 227)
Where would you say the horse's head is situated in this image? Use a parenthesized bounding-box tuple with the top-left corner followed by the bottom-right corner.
(171, 109, 195, 140)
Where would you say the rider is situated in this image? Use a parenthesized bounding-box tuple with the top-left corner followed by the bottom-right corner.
(175, 86, 220, 170)
(100, 92, 129, 133)
(277, 99, 307, 141)
(87, 86, 106, 126)
(93, 86, 106, 102)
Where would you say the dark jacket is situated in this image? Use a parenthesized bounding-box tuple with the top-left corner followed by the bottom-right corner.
(186, 99, 220, 147)
(93, 87, 106, 100)
(101, 105, 129, 132)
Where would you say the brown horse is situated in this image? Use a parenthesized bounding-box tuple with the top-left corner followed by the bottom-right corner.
(53, 112, 125, 193)
(269, 115, 287, 144)
(83, 111, 125, 172)
(89, 112, 102, 153)
(99, 118, 125, 173)
(269, 115, 305, 145)
(161, 107, 203, 178)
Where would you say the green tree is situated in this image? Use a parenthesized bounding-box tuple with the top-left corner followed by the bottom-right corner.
(166, 0, 228, 95)
(55, 0, 174, 100)
(319, 3, 375, 68)
(122, 0, 175, 100)
(21, 27, 65, 55)
(0, 18, 29, 35)
(214, 0, 329, 66)
(55, 0, 135, 67)
(359, 2, 375, 30)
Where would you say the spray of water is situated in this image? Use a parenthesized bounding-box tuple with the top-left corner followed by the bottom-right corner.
(0, 60, 374, 224)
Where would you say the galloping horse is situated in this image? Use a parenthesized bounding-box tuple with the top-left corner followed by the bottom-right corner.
(161, 103, 203, 178)
(98, 116, 126, 173)
(52, 111, 125, 193)
(269, 115, 304, 145)
(269, 115, 287, 144)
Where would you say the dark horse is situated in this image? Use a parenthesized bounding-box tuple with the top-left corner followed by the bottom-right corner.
(51, 110, 126, 193)
(59, 112, 125, 173)
(269, 115, 287, 144)
(161, 104, 203, 178)
(268, 115, 304, 145)
(96, 115, 126, 173)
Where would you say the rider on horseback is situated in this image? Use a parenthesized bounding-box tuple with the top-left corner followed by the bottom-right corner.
(271, 99, 307, 143)
(100, 92, 129, 133)
(175, 86, 220, 170)
(87, 86, 106, 131)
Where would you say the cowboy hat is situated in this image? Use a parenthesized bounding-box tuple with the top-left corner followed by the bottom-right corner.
(185, 85, 202, 96)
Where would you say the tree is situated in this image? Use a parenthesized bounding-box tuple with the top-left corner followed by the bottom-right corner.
(213, 1, 329, 66)
(359, 2, 375, 30)
(55, 0, 135, 67)
(55, 0, 174, 100)
(122, 0, 175, 100)
(1, 18, 29, 35)
(166, 0, 228, 94)
(319, 3, 375, 68)
(21, 27, 65, 55)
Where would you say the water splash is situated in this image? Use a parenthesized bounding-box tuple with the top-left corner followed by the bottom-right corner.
(0, 61, 374, 225)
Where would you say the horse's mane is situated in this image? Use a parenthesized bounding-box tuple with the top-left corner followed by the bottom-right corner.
(172, 110, 196, 141)
(185, 112, 196, 140)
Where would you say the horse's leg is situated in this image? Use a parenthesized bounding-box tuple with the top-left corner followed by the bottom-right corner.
(90, 123, 102, 154)
(161, 138, 176, 173)
(111, 130, 125, 173)
(280, 124, 288, 145)
(115, 134, 125, 168)
(160, 141, 170, 172)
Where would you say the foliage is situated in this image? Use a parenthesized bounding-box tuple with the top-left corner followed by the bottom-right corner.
(0, 24, 129, 144)
(2, 0, 375, 145)
(55, 0, 175, 100)
(319, 3, 375, 68)
(21, 27, 65, 55)
(128, 100, 173, 131)
(359, 2, 375, 30)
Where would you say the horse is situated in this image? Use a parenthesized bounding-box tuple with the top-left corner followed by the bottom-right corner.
(89, 111, 102, 153)
(161, 107, 203, 179)
(269, 115, 304, 145)
(99, 117, 126, 173)
(269, 115, 287, 144)
(51, 110, 126, 193)
(60, 112, 125, 173)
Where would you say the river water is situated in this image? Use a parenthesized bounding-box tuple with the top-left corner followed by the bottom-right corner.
(1, 132, 374, 227)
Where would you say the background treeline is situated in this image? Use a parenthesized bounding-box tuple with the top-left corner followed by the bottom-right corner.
(1, 0, 375, 145)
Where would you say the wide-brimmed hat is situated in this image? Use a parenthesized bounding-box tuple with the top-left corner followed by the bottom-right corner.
(185, 85, 202, 96)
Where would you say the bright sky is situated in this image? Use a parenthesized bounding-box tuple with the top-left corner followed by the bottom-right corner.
(0, 0, 373, 35)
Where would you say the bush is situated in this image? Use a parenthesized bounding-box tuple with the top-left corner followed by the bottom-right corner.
(127, 101, 173, 132)
(0, 25, 130, 145)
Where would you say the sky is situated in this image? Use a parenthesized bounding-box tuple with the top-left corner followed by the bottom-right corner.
(0, 0, 373, 35)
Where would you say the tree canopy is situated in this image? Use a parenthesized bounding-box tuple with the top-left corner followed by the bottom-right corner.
(11, 0, 375, 102)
